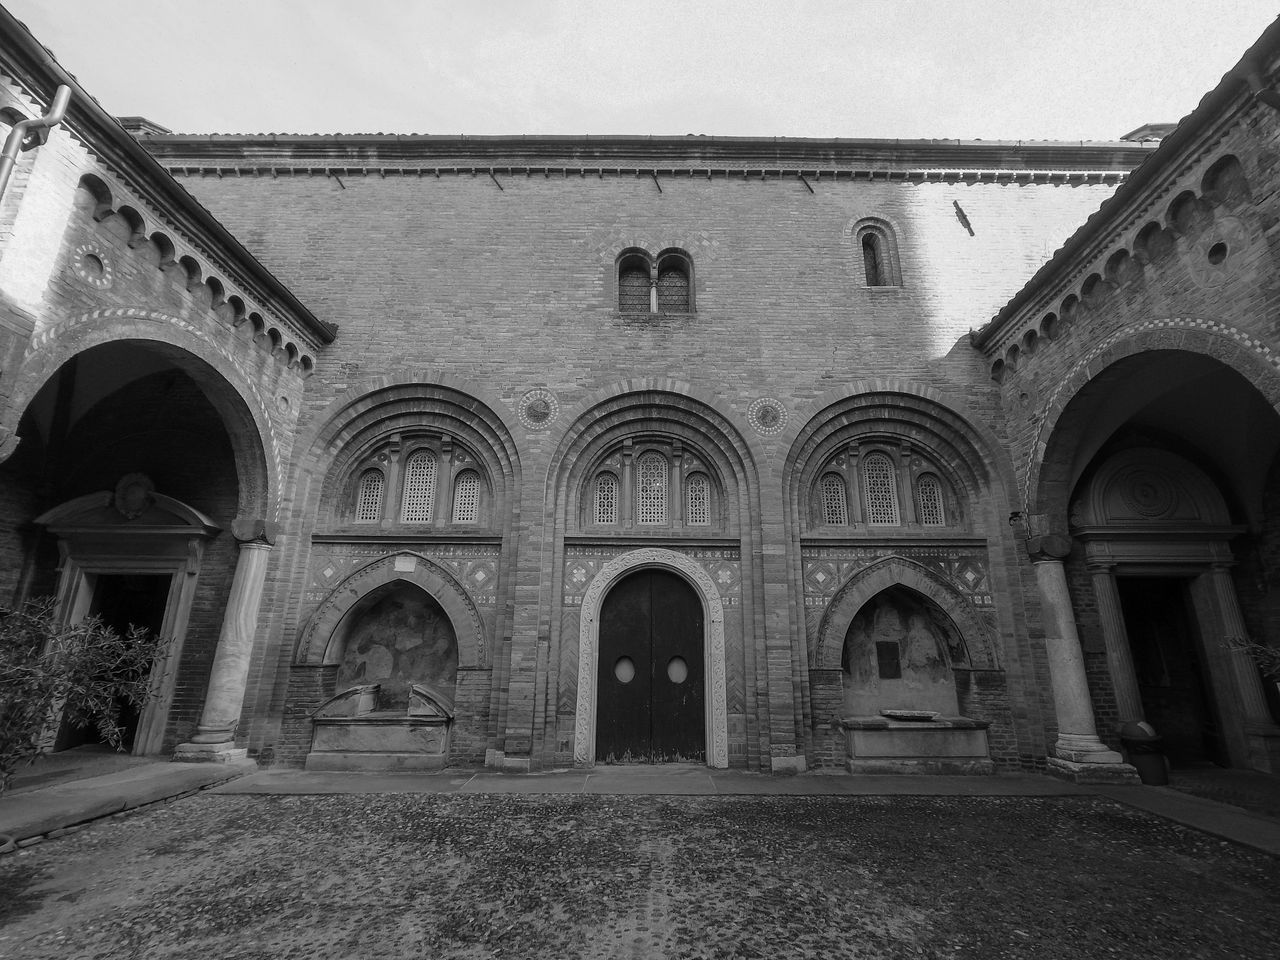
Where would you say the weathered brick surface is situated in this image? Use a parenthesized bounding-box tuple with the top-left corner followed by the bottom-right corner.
(9, 13, 1280, 776)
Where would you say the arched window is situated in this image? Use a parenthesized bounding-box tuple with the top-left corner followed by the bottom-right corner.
(355, 470, 385, 522)
(862, 233, 886, 286)
(656, 255, 691, 312)
(917, 474, 946, 526)
(862, 453, 900, 525)
(686, 473, 710, 525)
(821, 473, 848, 525)
(635, 452, 668, 524)
(452, 469, 480, 523)
(618, 253, 651, 313)
(595, 472, 619, 524)
(853, 219, 901, 287)
(400, 450, 437, 523)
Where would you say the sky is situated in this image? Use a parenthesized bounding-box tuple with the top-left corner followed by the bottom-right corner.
(4, 0, 1278, 141)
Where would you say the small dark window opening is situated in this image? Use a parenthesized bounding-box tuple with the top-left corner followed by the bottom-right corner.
(875, 640, 902, 679)
(863, 234, 886, 286)
(618, 257, 651, 312)
(656, 260, 690, 312)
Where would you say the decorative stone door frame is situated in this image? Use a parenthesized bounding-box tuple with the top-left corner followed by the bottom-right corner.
(35, 487, 220, 756)
(574, 547, 728, 768)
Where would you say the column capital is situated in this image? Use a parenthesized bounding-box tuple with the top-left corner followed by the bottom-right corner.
(231, 517, 279, 545)
(1027, 533, 1073, 562)
(1085, 558, 1118, 573)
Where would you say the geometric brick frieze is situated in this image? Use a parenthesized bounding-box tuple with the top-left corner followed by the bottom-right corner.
(800, 543, 992, 610)
(563, 542, 741, 606)
(304, 540, 501, 613)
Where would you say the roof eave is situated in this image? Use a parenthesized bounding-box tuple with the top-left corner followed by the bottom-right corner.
(972, 14, 1280, 351)
(0, 7, 336, 345)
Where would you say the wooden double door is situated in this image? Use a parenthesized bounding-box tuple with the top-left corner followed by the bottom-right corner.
(595, 569, 705, 763)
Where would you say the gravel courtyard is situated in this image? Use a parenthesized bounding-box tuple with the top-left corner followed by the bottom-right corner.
(1, 793, 1277, 960)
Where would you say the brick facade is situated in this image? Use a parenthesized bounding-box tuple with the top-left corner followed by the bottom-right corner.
(4, 10, 1280, 775)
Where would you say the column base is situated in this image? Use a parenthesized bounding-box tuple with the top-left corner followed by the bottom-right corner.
(1047, 756, 1140, 784)
(1055, 734, 1124, 765)
(173, 741, 249, 764)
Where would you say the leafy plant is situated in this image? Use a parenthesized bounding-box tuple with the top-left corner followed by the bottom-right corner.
(1226, 635, 1280, 681)
(0, 597, 169, 793)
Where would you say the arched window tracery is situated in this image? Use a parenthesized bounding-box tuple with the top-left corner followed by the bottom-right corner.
(636, 452, 669, 524)
(452, 469, 480, 523)
(400, 450, 438, 523)
(355, 470, 385, 522)
(595, 472, 619, 524)
(686, 473, 711, 525)
(862, 452, 900, 525)
(821, 473, 848, 525)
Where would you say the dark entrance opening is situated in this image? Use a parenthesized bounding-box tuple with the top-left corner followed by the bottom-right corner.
(55, 573, 170, 753)
(1118, 576, 1225, 766)
(596, 569, 705, 763)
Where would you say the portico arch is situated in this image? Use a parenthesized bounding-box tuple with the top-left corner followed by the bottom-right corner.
(574, 547, 728, 768)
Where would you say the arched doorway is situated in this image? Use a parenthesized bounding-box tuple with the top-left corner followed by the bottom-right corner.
(1, 339, 265, 755)
(574, 547, 729, 768)
(596, 569, 705, 763)
(1034, 346, 1280, 771)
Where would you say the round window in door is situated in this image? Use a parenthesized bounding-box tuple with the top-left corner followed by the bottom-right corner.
(595, 569, 705, 763)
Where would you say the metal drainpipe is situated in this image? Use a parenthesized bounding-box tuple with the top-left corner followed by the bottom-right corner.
(0, 84, 72, 202)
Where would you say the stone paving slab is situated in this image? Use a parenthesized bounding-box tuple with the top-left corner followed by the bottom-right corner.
(1094, 783, 1280, 856)
(210, 766, 1094, 798)
(4, 792, 1278, 960)
(0, 759, 254, 844)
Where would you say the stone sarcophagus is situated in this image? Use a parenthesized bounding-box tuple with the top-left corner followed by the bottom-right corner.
(840, 711, 993, 775)
(305, 682, 454, 772)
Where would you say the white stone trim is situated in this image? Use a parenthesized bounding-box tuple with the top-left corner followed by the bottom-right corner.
(574, 547, 728, 768)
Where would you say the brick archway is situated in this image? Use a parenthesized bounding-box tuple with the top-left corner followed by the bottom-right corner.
(814, 555, 999, 671)
(295, 551, 487, 669)
(1028, 322, 1280, 528)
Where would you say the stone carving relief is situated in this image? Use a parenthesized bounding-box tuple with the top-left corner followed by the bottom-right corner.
(518, 388, 560, 430)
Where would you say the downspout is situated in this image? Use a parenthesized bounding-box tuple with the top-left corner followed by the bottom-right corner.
(0, 84, 71, 202)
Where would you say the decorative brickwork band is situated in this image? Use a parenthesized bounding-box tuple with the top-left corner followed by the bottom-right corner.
(574, 547, 728, 768)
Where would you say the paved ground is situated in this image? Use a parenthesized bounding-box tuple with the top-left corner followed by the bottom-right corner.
(2, 791, 1278, 960)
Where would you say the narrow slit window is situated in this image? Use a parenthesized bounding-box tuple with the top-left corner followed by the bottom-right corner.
(401, 450, 437, 523)
(917, 474, 946, 526)
(821, 473, 848, 525)
(452, 470, 480, 523)
(862, 453, 900, 525)
(636, 452, 668, 524)
(863, 233, 886, 286)
(595, 473, 618, 524)
(355, 470, 384, 522)
(687, 473, 710, 525)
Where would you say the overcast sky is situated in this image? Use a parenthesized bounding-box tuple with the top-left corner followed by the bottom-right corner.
(5, 1, 1278, 140)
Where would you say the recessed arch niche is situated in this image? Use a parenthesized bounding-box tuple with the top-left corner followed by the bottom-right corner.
(840, 585, 970, 717)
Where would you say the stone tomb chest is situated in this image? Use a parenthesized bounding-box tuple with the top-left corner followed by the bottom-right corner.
(306, 682, 455, 772)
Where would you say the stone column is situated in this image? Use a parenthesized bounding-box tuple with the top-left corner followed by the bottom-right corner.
(1209, 563, 1274, 726)
(1088, 561, 1145, 724)
(174, 519, 276, 763)
(1029, 537, 1129, 780)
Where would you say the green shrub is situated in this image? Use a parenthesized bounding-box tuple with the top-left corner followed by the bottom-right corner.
(0, 597, 169, 793)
